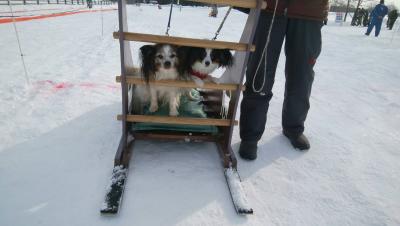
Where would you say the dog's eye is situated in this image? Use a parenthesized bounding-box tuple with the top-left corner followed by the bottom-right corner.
(157, 55, 163, 59)
(170, 54, 176, 58)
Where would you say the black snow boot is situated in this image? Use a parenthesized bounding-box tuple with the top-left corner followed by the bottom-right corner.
(283, 131, 310, 151)
(239, 141, 258, 160)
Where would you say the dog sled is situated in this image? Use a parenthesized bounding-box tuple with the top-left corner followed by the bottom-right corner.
(100, 0, 266, 215)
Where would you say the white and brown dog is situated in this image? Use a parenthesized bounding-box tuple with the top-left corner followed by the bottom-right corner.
(134, 44, 187, 116)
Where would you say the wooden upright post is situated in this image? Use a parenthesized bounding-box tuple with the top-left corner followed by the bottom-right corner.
(221, 0, 262, 168)
(115, 0, 129, 165)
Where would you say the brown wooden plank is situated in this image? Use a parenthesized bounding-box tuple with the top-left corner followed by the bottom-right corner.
(113, 32, 255, 52)
(133, 131, 218, 142)
(116, 76, 245, 91)
(117, 114, 238, 126)
(114, 135, 126, 166)
(114, 134, 134, 167)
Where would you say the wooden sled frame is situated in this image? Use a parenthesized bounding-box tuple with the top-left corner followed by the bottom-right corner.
(101, 0, 264, 215)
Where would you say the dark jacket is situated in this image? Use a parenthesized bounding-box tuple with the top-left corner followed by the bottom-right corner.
(370, 3, 388, 20)
(388, 9, 398, 20)
(265, 0, 329, 21)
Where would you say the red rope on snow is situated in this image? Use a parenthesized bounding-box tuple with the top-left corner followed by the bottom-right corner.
(34, 80, 119, 92)
(0, 8, 116, 24)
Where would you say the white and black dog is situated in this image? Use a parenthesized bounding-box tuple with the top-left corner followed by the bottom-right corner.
(135, 44, 187, 116)
(179, 47, 234, 86)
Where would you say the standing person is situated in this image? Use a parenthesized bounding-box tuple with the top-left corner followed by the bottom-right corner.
(365, 0, 388, 37)
(209, 5, 218, 17)
(239, 0, 329, 160)
(387, 9, 398, 30)
(352, 8, 362, 26)
(87, 0, 93, 9)
(363, 9, 370, 27)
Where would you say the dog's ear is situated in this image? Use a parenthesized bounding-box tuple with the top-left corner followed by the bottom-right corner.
(187, 47, 204, 67)
(177, 46, 191, 76)
(140, 45, 156, 60)
(139, 45, 156, 83)
(177, 46, 189, 59)
(213, 49, 234, 67)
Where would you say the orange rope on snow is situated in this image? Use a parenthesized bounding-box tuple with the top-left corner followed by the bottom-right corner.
(0, 8, 116, 24)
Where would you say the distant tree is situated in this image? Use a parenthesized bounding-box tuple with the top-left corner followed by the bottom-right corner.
(341, 0, 376, 21)
(344, 0, 351, 21)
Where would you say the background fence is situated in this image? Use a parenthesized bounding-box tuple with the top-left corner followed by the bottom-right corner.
(0, 0, 113, 5)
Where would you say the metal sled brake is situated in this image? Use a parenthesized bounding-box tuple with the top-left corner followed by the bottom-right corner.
(100, 0, 265, 215)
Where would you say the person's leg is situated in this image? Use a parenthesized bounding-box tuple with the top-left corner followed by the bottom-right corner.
(375, 20, 383, 36)
(389, 19, 396, 29)
(239, 11, 287, 160)
(282, 18, 323, 150)
(366, 19, 375, 35)
(388, 20, 393, 30)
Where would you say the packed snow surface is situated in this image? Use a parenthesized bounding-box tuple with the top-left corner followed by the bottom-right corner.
(1, 4, 400, 226)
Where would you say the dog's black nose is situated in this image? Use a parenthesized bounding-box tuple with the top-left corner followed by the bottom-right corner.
(164, 61, 171, 68)
(205, 61, 210, 66)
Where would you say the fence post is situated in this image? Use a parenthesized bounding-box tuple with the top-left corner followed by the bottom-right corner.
(37, 0, 39, 4)
(72, 0, 73, 4)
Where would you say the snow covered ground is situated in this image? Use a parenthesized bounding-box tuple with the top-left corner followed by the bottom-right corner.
(1, 5, 400, 226)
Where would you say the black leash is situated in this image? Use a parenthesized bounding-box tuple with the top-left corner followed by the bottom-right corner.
(212, 6, 232, 40)
(165, 0, 174, 36)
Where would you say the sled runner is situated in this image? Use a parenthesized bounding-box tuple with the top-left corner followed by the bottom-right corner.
(100, 0, 265, 215)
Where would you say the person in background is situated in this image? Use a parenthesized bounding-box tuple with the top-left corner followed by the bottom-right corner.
(87, 0, 93, 9)
(238, 0, 329, 160)
(362, 8, 370, 27)
(365, 0, 388, 37)
(387, 9, 398, 30)
(209, 5, 218, 17)
(351, 8, 363, 26)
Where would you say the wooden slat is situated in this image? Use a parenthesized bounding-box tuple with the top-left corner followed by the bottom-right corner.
(117, 115, 238, 127)
(113, 32, 255, 52)
(187, 0, 263, 9)
(133, 131, 218, 142)
(116, 76, 245, 91)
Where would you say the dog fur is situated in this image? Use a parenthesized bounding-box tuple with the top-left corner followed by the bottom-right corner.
(134, 44, 187, 116)
(178, 47, 233, 87)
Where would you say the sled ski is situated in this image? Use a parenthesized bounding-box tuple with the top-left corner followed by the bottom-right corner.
(100, 165, 127, 214)
(101, 0, 264, 215)
(225, 167, 253, 214)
